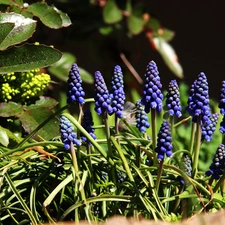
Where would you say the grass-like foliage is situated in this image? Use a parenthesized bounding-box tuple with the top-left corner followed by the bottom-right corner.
(0, 61, 225, 225)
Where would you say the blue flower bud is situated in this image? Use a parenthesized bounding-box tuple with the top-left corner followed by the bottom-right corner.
(141, 61, 164, 113)
(67, 64, 85, 105)
(59, 115, 81, 150)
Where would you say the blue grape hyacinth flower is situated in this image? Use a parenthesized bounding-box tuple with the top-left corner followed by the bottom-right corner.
(67, 63, 85, 105)
(220, 116, 225, 134)
(94, 71, 113, 115)
(219, 81, 225, 115)
(202, 113, 219, 141)
(59, 115, 81, 150)
(177, 153, 192, 185)
(155, 120, 173, 161)
(166, 80, 182, 118)
(206, 144, 225, 179)
(135, 100, 150, 133)
(141, 61, 164, 113)
(110, 65, 125, 118)
(81, 109, 96, 145)
(186, 72, 211, 124)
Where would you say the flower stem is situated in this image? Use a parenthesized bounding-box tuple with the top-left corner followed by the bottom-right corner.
(192, 117, 201, 178)
(151, 109, 157, 165)
(103, 112, 112, 158)
(155, 160, 164, 193)
(189, 122, 196, 155)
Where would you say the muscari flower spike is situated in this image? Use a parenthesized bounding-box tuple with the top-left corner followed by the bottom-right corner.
(155, 120, 173, 161)
(141, 61, 164, 113)
(219, 81, 225, 115)
(59, 115, 81, 150)
(67, 63, 85, 105)
(166, 80, 182, 118)
(177, 153, 192, 185)
(220, 116, 225, 134)
(206, 144, 225, 179)
(135, 100, 150, 133)
(201, 112, 219, 142)
(94, 71, 113, 115)
(81, 109, 96, 145)
(186, 72, 211, 124)
(109, 65, 125, 118)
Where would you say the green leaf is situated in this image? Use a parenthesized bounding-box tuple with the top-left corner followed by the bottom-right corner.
(152, 37, 184, 79)
(48, 52, 76, 82)
(26, 2, 71, 29)
(0, 97, 59, 140)
(98, 26, 113, 35)
(0, 102, 23, 116)
(127, 4, 145, 35)
(0, 43, 62, 74)
(127, 14, 145, 35)
(0, 0, 23, 5)
(103, 0, 122, 24)
(146, 17, 161, 31)
(154, 28, 175, 42)
(0, 126, 9, 147)
(79, 67, 94, 84)
(0, 13, 36, 50)
(0, 23, 14, 44)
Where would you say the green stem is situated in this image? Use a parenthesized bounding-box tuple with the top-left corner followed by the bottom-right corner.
(189, 122, 196, 156)
(151, 109, 157, 165)
(103, 112, 112, 158)
(155, 160, 164, 193)
(76, 104, 84, 168)
(192, 117, 201, 178)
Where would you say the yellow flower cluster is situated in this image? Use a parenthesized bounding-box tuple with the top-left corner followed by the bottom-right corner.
(0, 69, 51, 102)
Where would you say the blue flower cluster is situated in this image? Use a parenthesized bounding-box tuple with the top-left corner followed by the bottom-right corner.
(219, 81, 225, 133)
(67, 63, 85, 105)
(201, 113, 219, 142)
(94, 71, 113, 115)
(110, 65, 125, 118)
(166, 80, 182, 118)
(177, 153, 192, 185)
(219, 81, 225, 114)
(81, 109, 96, 145)
(141, 61, 164, 113)
(59, 115, 81, 150)
(206, 144, 225, 179)
(135, 100, 150, 133)
(186, 72, 210, 124)
(155, 120, 173, 161)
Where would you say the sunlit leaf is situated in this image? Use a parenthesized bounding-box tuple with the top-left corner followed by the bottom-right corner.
(127, 14, 145, 35)
(26, 2, 71, 29)
(0, 97, 59, 140)
(0, 126, 9, 147)
(0, 0, 23, 5)
(48, 52, 76, 82)
(79, 67, 94, 84)
(0, 43, 62, 74)
(154, 28, 175, 42)
(103, 0, 122, 24)
(152, 37, 184, 79)
(98, 26, 113, 35)
(0, 13, 36, 50)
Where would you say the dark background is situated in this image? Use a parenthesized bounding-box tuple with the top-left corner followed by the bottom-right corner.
(42, 1, 225, 100)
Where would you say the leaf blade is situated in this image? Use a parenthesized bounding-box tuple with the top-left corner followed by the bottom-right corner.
(0, 44, 62, 73)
